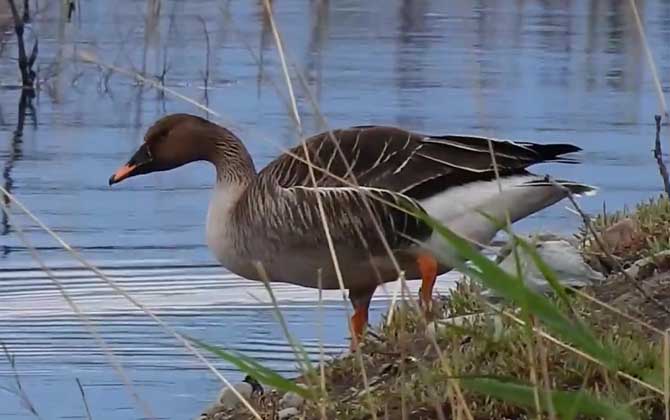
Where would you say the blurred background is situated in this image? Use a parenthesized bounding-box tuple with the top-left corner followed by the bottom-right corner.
(1, 1, 669, 419)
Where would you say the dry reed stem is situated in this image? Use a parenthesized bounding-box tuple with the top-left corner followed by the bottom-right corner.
(287, 61, 405, 321)
(252, 261, 318, 392)
(400, 272, 409, 420)
(421, 368, 448, 420)
(1, 344, 42, 419)
(396, 277, 475, 420)
(196, 15, 211, 87)
(258, 2, 345, 306)
(254, 9, 464, 420)
(468, 17, 558, 414)
(234, 2, 407, 317)
(76, 378, 93, 420)
(196, 15, 211, 112)
(535, 320, 557, 420)
(523, 326, 543, 418)
(223, 0, 415, 327)
(78, 50, 220, 117)
(316, 271, 329, 420)
(0, 186, 263, 420)
(628, 0, 668, 116)
(261, 0, 301, 129)
(218, 4, 297, 123)
(259, 3, 379, 418)
(0, 196, 155, 420)
(287, 71, 431, 420)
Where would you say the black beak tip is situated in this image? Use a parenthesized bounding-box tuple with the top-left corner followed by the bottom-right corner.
(108, 175, 117, 186)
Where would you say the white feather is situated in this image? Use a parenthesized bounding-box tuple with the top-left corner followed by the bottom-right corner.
(419, 175, 537, 225)
(419, 175, 579, 257)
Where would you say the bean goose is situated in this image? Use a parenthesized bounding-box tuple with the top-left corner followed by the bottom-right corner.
(108, 113, 594, 348)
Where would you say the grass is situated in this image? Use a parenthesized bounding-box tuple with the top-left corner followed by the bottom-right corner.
(584, 194, 670, 266)
(198, 196, 670, 420)
(205, 286, 663, 419)
(303, 284, 661, 419)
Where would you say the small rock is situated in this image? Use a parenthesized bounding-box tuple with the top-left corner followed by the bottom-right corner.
(278, 407, 299, 419)
(217, 382, 254, 408)
(280, 390, 305, 409)
(602, 218, 638, 251)
(197, 402, 229, 420)
(624, 250, 670, 280)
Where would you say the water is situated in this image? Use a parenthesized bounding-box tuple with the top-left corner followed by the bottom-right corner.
(1, 0, 670, 418)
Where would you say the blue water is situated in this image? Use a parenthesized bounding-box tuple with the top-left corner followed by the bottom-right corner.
(1, 0, 670, 419)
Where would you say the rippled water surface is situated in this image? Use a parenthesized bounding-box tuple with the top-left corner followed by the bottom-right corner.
(2, 1, 670, 419)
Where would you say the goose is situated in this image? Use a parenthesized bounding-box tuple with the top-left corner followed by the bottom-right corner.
(108, 113, 594, 348)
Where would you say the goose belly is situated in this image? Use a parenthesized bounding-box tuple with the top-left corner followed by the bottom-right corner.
(207, 238, 448, 291)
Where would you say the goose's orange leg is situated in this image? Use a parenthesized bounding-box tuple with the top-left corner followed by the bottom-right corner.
(350, 307, 368, 350)
(349, 289, 374, 351)
(417, 254, 438, 312)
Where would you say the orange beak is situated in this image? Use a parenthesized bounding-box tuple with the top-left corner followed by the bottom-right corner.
(108, 164, 137, 186)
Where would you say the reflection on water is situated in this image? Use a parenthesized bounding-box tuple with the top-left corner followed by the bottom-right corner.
(1, 0, 670, 419)
(2, 90, 35, 240)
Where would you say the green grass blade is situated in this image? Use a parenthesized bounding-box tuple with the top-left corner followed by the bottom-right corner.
(461, 377, 635, 420)
(188, 336, 314, 399)
(513, 236, 612, 362)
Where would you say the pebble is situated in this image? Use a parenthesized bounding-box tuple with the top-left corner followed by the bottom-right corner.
(278, 407, 299, 419)
(279, 390, 305, 409)
(216, 382, 254, 408)
(602, 218, 638, 251)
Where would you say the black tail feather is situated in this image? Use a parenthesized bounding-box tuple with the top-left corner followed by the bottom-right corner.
(520, 142, 582, 163)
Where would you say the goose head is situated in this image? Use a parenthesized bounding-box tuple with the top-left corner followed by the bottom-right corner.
(109, 113, 254, 185)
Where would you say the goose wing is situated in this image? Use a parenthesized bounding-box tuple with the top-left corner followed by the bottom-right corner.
(248, 126, 583, 255)
(261, 125, 581, 200)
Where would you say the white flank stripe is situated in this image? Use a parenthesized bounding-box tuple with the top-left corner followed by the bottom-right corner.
(420, 138, 525, 160)
(392, 144, 423, 175)
(415, 152, 491, 173)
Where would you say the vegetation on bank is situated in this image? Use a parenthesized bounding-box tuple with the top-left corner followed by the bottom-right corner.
(200, 195, 670, 420)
